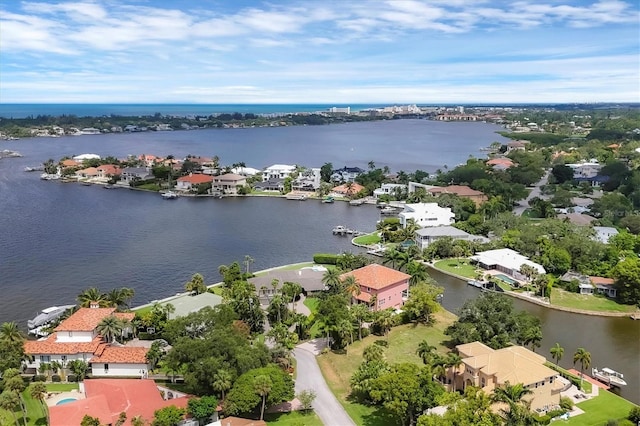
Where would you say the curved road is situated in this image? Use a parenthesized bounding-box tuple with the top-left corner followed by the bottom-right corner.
(513, 169, 551, 216)
(294, 340, 356, 426)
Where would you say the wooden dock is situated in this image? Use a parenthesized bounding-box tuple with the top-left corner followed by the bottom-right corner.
(567, 369, 610, 390)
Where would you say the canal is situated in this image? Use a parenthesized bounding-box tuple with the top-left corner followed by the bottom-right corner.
(428, 268, 640, 404)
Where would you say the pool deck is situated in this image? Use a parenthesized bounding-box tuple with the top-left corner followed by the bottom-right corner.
(46, 389, 85, 407)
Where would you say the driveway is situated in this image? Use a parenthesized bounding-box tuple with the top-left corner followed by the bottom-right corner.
(294, 340, 356, 426)
(513, 169, 550, 216)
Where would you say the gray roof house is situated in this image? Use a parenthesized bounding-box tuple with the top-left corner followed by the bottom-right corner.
(249, 267, 328, 303)
(118, 167, 153, 185)
(593, 226, 619, 244)
(414, 225, 489, 250)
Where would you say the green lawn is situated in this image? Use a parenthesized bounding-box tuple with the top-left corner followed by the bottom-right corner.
(316, 310, 457, 426)
(0, 384, 52, 426)
(563, 390, 638, 426)
(303, 297, 319, 315)
(265, 411, 323, 426)
(550, 288, 636, 313)
(352, 233, 381, 245)
(45, 383, 78, 392)
(209, 285, 224, 296)
(433, 259, 479, 279)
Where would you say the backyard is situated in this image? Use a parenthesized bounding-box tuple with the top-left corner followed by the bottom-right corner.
(265, 411, 323, 426)
(352, 232, 381, 246)
(0, 383, 79, 426)
(563, 390, 638, 426)
(550, 288, 637, 313)
(433, 258, 479, 279)
(316, 309, 457, 426)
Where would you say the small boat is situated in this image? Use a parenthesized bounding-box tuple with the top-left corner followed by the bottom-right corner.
(286, 193, 307, 200)
(380, 207, 398, 215)
(81, 181, 92, 186)
(161, 191, 179, 199)
(592, 368, 627, 387)
(103, 184, 115, 189)
(467, 280, 485, 288)
(349, 199, 364, 206)
(28, 305, 75, 331)
(332, 225, 348, 235)
(322, 197, 334, 203)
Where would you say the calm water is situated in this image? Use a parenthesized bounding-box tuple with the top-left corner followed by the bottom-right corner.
(0, 120, 637, 403)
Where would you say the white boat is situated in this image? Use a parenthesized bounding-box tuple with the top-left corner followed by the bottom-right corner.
(286, 193, 307, 200)
(332, 225, 349, 235)
(28, 305, 75, 330)
(161, 191, 179, 199)
(467, 280, 485, 288)
(380, 207, 399, 215)
(349, 199, 364, 206)
(592, 368, 627, 387)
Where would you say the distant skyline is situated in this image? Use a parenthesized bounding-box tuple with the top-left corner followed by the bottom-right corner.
(1, 1, 639, 104)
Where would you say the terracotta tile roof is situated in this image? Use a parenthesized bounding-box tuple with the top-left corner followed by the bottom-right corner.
(177, 174, 214, 184)
(77, 167, 99, 176)
(340, 264, 410, 291)
(590, 276, 615, 286)
(90, 346, 149, 364)
(61, 159, 80, 167)
(97, 164, 121, 175)
(114, 312, 135, 322)
(25, 335, 103, 355)
(50, 379, 190, 426)
(218, 417, 267, 426)
(354, 292, 372, 302)
(486, 158, 514, 165)
(332, 183, 365, 195)
(55, 308, 117, 332)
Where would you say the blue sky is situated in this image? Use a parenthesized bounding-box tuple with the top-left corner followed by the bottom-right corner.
(1, 0, 639, 103)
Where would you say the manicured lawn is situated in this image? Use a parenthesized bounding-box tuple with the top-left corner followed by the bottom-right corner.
(0, 384, 51, 426)
(265, 411, 323, 426)
(433, 259, 479, 279)
(550, 288, 636, 313)
(254, 263, 315, 275)
(209, 285, 224, 296)
(316, 310, 457, 426)
(303, 297, 319, 315)
(138, 183, 161, 191)
(353, 233, 381, 245)
(46, 383, 78, 392)
(563, 390, 638, 426)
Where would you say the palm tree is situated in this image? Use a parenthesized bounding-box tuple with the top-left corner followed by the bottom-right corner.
(105, 287, 135, 310)
(185, 273, 207, 295)
(0, 322, 25, 344)
(322, 267, 343, 293)
(4, 375, 27, 425)
(573, 348, 591, 391)
(446, 353, 463, 392)
(282, 281, 302, 312)
(374, 309, 393, 337)
(402, 219, 420, 242)
(244, 255, 254, 275)
(342, 275, 360, 306)
(212, 369, 233, 401)
(396, 251, 411, 272)
(131, 415, 146, 426)
(369, 294, 378, 312)
(77, 287, 108, 307)
(491, 381, 534, 424)
(382, 249, 403, 269)
(67, 360, 89, 381)
(96, 315, 124, 343)
(416, 340, 437, 365)
(550, 343, 564, 368)
(405, 261, 429, 286)
(350, 303, 369, 341)
(254, 375, 273, 420)
(0, 390, 21, 426)
(30, 382, 48, 423)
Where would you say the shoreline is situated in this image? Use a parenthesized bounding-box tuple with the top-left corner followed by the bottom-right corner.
(426, 263, 634, 318)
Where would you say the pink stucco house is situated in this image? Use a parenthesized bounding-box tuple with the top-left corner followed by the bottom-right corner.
(341, 264, 410, 311)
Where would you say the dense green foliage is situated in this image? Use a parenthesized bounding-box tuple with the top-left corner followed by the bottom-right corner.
(223, 365, 294, 417)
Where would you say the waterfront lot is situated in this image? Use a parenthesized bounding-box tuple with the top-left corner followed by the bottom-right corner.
(316, 310, 457, 426)
(433, 259, 478, 279)
(563, 390, 638, 426)
(550, 288, 637, 313)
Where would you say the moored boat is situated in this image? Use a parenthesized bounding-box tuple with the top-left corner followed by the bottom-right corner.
(161, 191, 179, 199)
(322, 196, 334, 203)
(28, 305, 75, 332)
(467, 279, 485, 288)
(592, 367, 627, 387)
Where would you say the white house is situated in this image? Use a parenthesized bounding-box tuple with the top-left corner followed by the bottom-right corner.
(212, 173, 247, 195)
(414, 226, 489, 250)
(567, 162, 602, 179)
(293, 168, 321, 190)
(373, 183, 407, 199)
(331, 166, 364, 183)
(231, 166, 261, 177)
(593, 226, 619, 244)
(262, 164, 296, 181)
(398, 203, 455, 228)
(24, 306, 148, 377)
(470, 248, 546, 281)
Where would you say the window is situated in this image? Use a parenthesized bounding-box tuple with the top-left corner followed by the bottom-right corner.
(40, 356, 51, 363)
(68, 331, 73, 337)
(104, 364, 109, 373)
(481, 377, 485, 387)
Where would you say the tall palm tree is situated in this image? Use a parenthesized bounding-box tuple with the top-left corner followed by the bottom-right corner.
(550, 343, 564, 368)
(106, 287, 135, 310)
(573, 348, 591, 391)
(0, 390, 21, 426)
(77, 287, 108, 308)
(185, 273, 207, 295)
(416, 340, 436, 365)
(0, 322, 25, 344)
(254, 375, 273, 421)
(405, 261, 429, 286)
(402, 219, 420, 242)
(212, 369, 233, 401)
(446, 353, 463, 392)
(342, 275, 360, 306)
(4, 376, 27, 425)
(396, 250, 412, 272)
(96, 316, 124, 343)
(350, 303, 369, 341)
(382, 248, 403, 269)
(282, 281, 302, 312)
(30, 382, 48, 423)
(322, 267, 343, 293)
(491, 381, 534, 425)
(374, 309, 393, 337)
(244, 255, 254, 275)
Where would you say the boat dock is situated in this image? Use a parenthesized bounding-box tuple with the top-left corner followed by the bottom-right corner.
(332, 225, 365, 236)
(567, 369, 610, 390)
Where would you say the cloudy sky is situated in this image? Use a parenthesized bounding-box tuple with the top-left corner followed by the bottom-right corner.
(1, 0, 639, 104)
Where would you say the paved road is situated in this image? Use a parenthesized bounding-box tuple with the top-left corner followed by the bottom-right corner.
(513, 169, 551, 216)
(294, 340, 356, 426)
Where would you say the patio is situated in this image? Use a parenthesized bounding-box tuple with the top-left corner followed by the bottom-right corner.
(46, 389, 86, 407)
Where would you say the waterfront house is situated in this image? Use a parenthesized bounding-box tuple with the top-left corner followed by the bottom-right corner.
(96, 164, 121, 180)
(231, 166, 261, 177)
(588, 276, 617, 298)
(445, 342, 561, 412)
(24, 306, 148, 377)
(212, 173, 246, 195)
(331, 166, 364, 183)
(486, 158, 515, 170)
(414, 226, 489, 250)
(470, 248, 545, 281)
(119, 167, 153, 185)
(330, 182, 366, 198)
(262, 164, 296, 181)
(175, 173, 213, 191)
(76, 167, 99, 179)
(427, 185, 488, 207)
(60, 159, 81, 168)
(48, 379, 191, 426)
(249, 267, 328, 303)
(340, 264, 410, 311)
(292, 167, 322, 191)
(254, 178, 285, 192)
(373, 183, 407, 199)
(506, 140, 528, 153)
(398, 203, 455, 228)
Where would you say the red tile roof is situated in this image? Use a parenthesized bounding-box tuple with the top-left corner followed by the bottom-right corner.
(97, 164, 121, 175)
(61, 159, 80, 167)
(77, 167, 99, 176)
(55, 308, 117, 332)
(177, 174, 214, 184)
(25, 335, 104, 355)
(590, 276, 615, 286)
(218, 417, 267, 426)
(114, 312, 135, 322)
(340, 264, 410, 291)
(49, 379, 190, 426)
(90, 346, 149, 364)
(487, 158, 514, 165)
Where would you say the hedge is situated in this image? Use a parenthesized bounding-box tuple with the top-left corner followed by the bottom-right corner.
(313, 253, 340, 265)
(51, 374, 61, 382)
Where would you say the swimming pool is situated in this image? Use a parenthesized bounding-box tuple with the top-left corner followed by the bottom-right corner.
(495, 274, 517, 285)
(56, 398, 77, 405)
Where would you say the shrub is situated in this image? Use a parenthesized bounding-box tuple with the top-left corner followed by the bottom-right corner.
(560, 396, 574, 410)
(67, 374, 77, 382)
(546, 409, 566, 419)
(629, 406, 640, 423)
(33, 375, 46, 382)
(373, 339, 388, 347)
(138, 332, 157, 340)
(313, 253, 340, 265)
(51, 374, 61, 382)
(535, 414, 551, 425)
